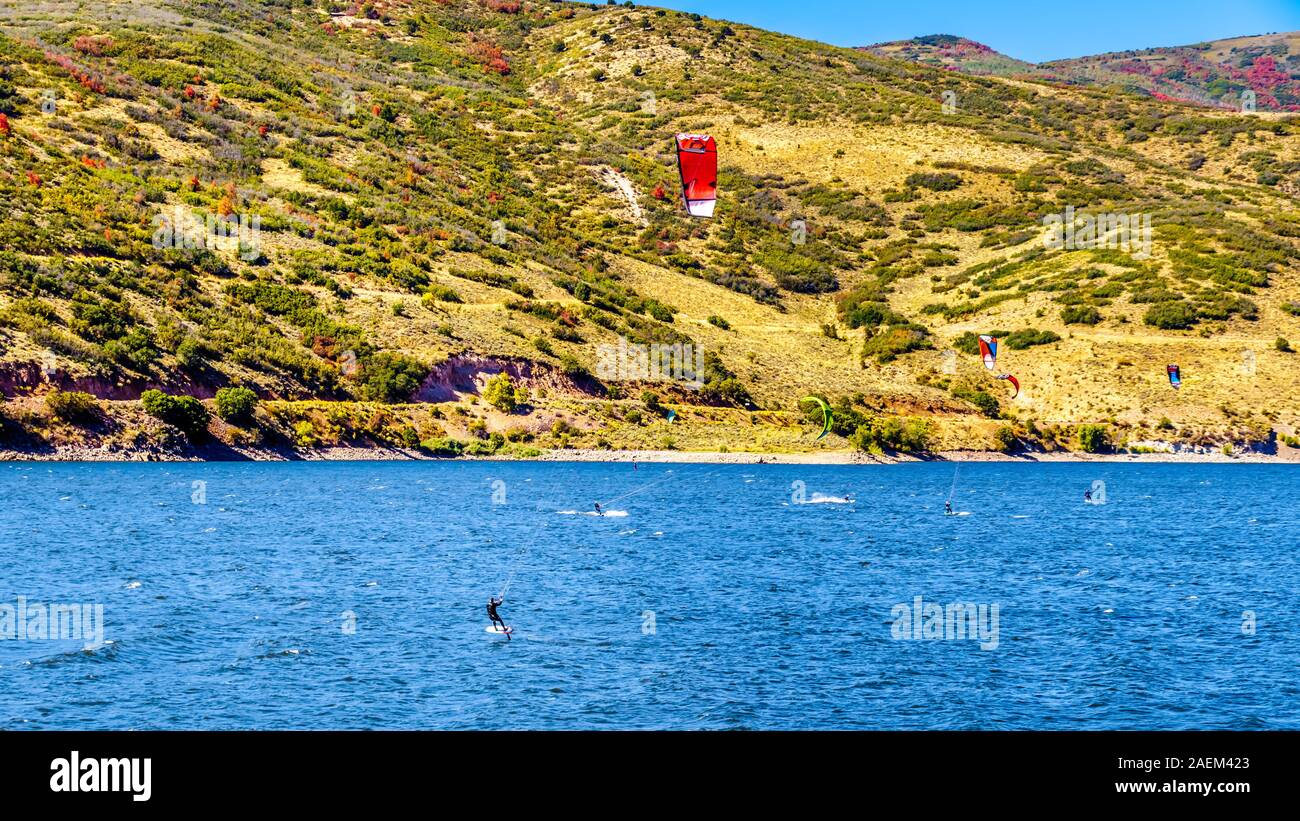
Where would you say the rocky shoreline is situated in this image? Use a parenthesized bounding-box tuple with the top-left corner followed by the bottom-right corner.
(2, 444, 1295, 464)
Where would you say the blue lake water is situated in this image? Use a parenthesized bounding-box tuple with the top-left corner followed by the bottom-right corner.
(1, 460, 1296, 730)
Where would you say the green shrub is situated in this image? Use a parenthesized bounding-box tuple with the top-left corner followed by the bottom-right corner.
(759, 247, 839, 293)
(645, 301, 675, 322)
(1143, 301, 1198, 330)
(293, 420, 318, 448)
(1077, 424, 1109, 453)
(850, 416, 931, 453)
(214, 387, 258, 424)
(808, 396, 863, 437)
(423, 285, 463, 304)
(104, 327, 159, 371)
(1060, 305, 1102, 325)
(993, 426, 1018, 453)
(952, 332, 982, 356)
(420, 436, 465, 457)
(141, 389, 209, 438)
(483, 372, 527, 412)
(897, 418, 931, 452)
(46, 390, 99, 424)
(862, 324, 930, 363)
(1003, 328, 1061, 349)
(464, 438, 501, 456)
(357, 353, 426, 403)
(1277, 337, 1293, 353)
(905, 171, 963, 191)
(70, 301, 130, 343)
(559, 354, 588, 378)
(707, 315, 731, 330)
(951, 386, 1000, 418)
(176, 337, 205, 369)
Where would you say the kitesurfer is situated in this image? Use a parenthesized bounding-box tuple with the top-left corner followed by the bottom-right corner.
(487, 596, 509, 639)
(1084, 488, 1093, 502)
(594, 502, 604, 516)
(944, 500, 953, 515)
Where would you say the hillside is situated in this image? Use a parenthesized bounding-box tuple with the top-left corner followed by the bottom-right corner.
(0, 0, 1298, 460)
(864, 31, 1300, 112)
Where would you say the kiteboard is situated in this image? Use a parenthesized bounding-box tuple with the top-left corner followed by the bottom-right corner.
(486, 625, 513, 635)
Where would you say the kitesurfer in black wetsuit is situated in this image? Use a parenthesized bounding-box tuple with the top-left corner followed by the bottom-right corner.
(487, 596, 509, 639)
(944, 500, 953, 515)
(593, 502, 604, 516)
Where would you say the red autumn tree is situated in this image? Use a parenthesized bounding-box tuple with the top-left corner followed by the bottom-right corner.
(1247, 56, 1288, 91)
(73, 35, 113, 56)
(217, 182, 237, 217)
(466, 38, 511, 75)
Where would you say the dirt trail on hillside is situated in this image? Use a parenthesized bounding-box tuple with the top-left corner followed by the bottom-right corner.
(597, 167, 647, 226)
(1071, 330, 1281, 347)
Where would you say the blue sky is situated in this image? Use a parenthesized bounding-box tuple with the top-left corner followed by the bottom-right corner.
(643, 0, 1300, 63)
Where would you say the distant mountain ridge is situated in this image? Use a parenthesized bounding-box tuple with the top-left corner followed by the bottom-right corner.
(859, 34, 1035, 77)
(860, 31, 1300, 111)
